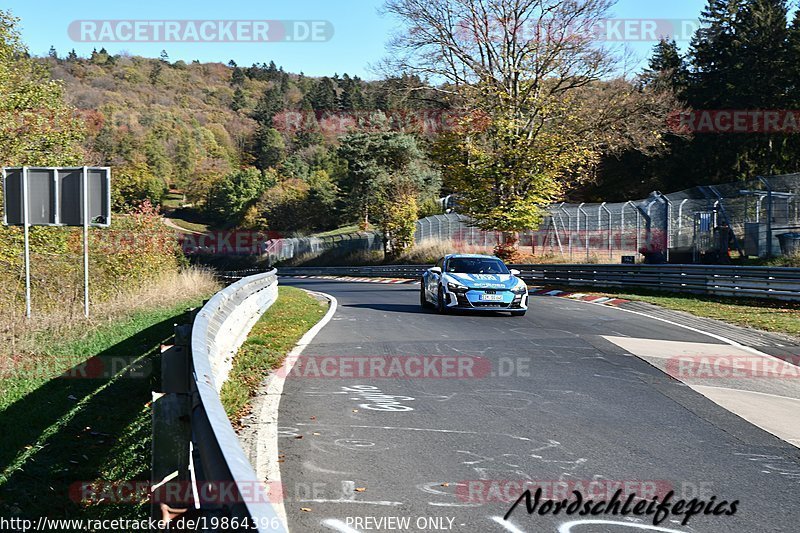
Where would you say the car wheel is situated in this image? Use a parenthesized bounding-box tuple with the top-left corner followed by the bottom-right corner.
(510, 310, 527, 317)
(420, 280, 432, 309)
(436, 286, 448, 314)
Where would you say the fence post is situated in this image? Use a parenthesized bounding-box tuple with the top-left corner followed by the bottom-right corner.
(759, 177, 773, 258)
(658, 193, 673, 263)
(578, 203, 589, 260)
(600, 203, 612, 260)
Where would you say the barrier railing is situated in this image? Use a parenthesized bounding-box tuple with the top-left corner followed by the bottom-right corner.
(152, 270, 286, 532)
(277, 264, 800, 302)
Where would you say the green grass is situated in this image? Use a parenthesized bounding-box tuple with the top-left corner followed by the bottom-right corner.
(161, 191, 185, 209)
(310, 224, 367, 238)
(221, 286, 328, 420)
(164, 206, 213, 233)
(166, 216, 210, 233)
(584, 288, 800, 338)
(0, 297, 208, 521)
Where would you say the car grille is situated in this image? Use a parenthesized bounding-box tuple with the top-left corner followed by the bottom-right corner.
(472, 301, 512, 308)
(455, 289, 519, 309)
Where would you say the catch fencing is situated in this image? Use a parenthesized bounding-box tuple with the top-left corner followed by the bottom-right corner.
(418, 174, 800, 261)
(260, 232, 382, 264)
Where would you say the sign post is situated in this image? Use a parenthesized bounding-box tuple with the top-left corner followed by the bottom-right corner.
(2, 166, 111, 318)
(82, 166, 90, 318)
(22, 167, 32, 318)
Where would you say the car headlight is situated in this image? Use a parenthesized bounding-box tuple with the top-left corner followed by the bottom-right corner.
(447, 282, 469, 293)
(511, 284, 528, 294)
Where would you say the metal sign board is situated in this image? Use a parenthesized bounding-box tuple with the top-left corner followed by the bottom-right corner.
(2, 167, 111, 227)
(2, 166, 111, 319)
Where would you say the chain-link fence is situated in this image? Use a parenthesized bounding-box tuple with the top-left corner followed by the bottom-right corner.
(262, 232, 383, 264)
(417, 174, 800, 262)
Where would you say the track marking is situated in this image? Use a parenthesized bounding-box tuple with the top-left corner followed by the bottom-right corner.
(575, 297, 781, 360)
(256, 290, 339, 530)
(294, 422, 533, 441)
(322, 518, 362, 532)
(490, 516, 527, 532)
(300, 498, 403, 506)
(557, 519, 687, 532)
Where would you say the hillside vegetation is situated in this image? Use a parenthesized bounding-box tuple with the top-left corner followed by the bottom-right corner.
(43, 50, 445, 240)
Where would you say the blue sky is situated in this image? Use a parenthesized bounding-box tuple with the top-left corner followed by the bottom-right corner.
(5, 0, 708, 79)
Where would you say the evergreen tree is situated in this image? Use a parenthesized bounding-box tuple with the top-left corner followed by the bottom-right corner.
(641, 39, 687, 94)
(686, 0, 743, 108)
(231, 87, 247, 111)
(253, 127, 286, 170)
(310, 77, 338, 111)
(252, 85, 284, 126)
(231, 66, 246, 86)
(736, 0, 789, 107)
(788, 9, 800, 99)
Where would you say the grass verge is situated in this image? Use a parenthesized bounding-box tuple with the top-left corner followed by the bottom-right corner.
(221, 286, 328, 421)
(0, 269, 218, 521)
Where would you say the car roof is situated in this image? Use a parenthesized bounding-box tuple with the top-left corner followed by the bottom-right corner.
(445, 254, 502, 260)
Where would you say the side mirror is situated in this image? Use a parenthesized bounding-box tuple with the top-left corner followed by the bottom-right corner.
(510, 269, 521, 276)
(430, 267, 442, 275)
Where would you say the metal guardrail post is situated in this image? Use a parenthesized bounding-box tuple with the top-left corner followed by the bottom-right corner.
(152, 273, 286, 532)
(151, 318, 194, 529)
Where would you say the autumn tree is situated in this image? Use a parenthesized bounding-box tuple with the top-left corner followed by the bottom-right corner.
(0, 10, 85, 166)
(383, 0, 669, 233)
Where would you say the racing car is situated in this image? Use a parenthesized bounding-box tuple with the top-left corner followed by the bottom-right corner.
(420, 254, 528, 316)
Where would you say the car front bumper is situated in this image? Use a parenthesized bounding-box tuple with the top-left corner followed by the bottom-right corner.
(445, 289, 528, 311)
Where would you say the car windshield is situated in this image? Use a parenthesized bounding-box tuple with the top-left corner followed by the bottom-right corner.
(446, 257, 509, 274)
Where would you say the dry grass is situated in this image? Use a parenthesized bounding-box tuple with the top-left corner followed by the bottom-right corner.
(0, 268, 219, 358)
(396, 240, 496, 264)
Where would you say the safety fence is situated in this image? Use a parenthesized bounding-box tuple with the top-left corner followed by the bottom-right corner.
(152, 271, 285, 532)
(277, 264, 800, 302)
(418, 174, 800, 262)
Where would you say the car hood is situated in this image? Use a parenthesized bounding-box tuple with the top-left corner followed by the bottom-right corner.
(444, 273, 520, 290)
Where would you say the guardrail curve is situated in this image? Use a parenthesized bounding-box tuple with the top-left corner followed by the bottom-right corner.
(186, 270, 286, 532)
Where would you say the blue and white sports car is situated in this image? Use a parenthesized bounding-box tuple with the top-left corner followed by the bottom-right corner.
(420, 254, 529, 316)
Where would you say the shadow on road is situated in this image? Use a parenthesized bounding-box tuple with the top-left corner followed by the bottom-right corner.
(344, 303, 518, 318)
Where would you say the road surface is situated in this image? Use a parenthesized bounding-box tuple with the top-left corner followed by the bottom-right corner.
(276, 278, 800, 533)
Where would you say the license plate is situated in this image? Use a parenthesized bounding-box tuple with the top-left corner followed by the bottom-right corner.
(480, 294, 503, 301)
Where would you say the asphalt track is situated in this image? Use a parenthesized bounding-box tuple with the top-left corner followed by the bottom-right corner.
(277, 278, 800, 533)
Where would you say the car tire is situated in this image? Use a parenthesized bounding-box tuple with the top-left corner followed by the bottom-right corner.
(420, 280, 432, 309)
(436, 286, 448, 314)
(510, 310, 527, 317)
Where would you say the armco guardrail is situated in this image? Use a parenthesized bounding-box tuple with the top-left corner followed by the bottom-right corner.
(277, 264, 800, 301)
(152, 270, 286, 532)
